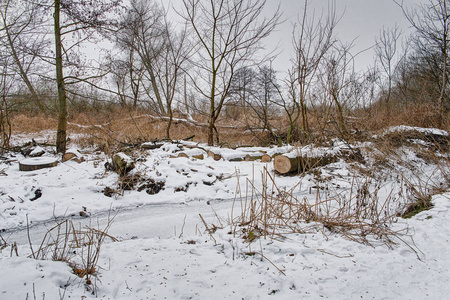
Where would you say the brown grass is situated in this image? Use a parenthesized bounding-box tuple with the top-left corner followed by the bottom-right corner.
(356, 102, 450, 133)
(7, 101, 450, 150)
(9, 109, 268, 148)
(10, 113, 57, 133)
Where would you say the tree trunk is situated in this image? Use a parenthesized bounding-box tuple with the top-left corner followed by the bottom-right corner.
(166, 107, 173, 139)
(54, 0, 67, 153)
(208, 68, 217, 146)
(438, 41, 447, 127)
(147, 64, 166, 115)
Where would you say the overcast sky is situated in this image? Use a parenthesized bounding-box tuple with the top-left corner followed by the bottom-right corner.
(167, 0, 428, 74)
(261, 0, 427, 73)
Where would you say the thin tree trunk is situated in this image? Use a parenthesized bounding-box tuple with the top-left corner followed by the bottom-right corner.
(438, 43, 447, 127)
(207, 118, 214, 146)
(334, 97, 348, 138)
(2, 15, 41, 109)
(145, 62, 165, 115)
(54, 0, 67, 153)
(208, 69, 217, 146)
(166, 108, 173, 139)
(184, 75, 190, 114)
(6, 31, 39, 101)
(438, 0, 448, 127)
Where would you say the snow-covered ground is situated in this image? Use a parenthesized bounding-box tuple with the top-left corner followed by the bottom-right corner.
(1, 127, 450, 299)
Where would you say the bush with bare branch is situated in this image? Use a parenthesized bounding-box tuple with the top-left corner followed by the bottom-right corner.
(30, 214, 117, 294)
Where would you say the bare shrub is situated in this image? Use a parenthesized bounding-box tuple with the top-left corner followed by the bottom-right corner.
(31, 214, 117, 294)
(230, 167, 405, 248)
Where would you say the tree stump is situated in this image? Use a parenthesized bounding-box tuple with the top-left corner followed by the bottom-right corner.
(19, 157, 59, 171)
(112, 153, 135, 175)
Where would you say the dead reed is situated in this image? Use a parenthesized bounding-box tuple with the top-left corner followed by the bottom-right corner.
(29, 213, 117, 294)
(229, 167, 405, 248)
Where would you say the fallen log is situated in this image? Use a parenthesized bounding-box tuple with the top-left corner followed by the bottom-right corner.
(245, 154, 263, 161)
(141, 142, 164, 150)
(273, 155, 298, 174)
(177, 148, 206, 160)
(274, 153, 338, 175)
(177, 152, 189, 158)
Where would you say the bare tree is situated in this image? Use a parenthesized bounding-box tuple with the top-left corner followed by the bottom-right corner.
(374, 25, 402, 108)
(272, 72, 301, 144)
(52, 0, 122, 153)
(118, 0, 166, 114)
(180, 0, 281, 145)
(228, 66, 256, 109)
(395, 0, 450, 125)
(107, 49, 145, 108)
(0, 0, 49, 109)
(250, 65, 279, 142)
(319, 43, 356, 139)
(115, 0, 192, 138)
(0, 50, 12, 151)
(156, 17, 192, 139)
(229, 65, 279, 143)
(291, 0, 338, 139)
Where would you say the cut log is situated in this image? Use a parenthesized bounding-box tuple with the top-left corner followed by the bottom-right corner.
(177, 149, 205, 159)
(244, 154, 263, 161)
(19, 157, 58, 171)
(274, 155, 299, 174)
(261, 154, 272, 162)
(207, 150, 222, 161)
(274, 153, 338, 175)
(62, 149, 84, 163)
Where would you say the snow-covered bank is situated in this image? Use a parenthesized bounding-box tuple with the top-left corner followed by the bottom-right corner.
(1, 127, 450, 299)
(1, 191, 449, 299)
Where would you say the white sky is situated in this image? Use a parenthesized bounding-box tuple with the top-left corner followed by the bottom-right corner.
(262, 0, 427, 73)
(166, 0, 428, 74)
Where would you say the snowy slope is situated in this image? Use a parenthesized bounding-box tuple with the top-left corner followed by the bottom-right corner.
(1, 128, 450, 299)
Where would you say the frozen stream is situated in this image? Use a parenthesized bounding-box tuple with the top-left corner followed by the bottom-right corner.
(3, 198, 235, 246)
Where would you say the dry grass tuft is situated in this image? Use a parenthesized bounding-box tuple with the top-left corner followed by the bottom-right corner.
(229, 167, 404, 248)
(29, 214, 117, 294)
